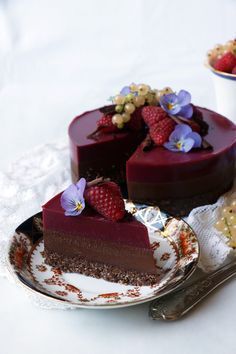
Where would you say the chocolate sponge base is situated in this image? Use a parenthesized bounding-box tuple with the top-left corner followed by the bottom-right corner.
(45, 249, 160, 286)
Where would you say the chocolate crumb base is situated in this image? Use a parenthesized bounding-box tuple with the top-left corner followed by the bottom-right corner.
(45, 250, 160, 286)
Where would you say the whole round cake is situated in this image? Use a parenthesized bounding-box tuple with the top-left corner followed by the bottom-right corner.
(69, 84, 236, 215)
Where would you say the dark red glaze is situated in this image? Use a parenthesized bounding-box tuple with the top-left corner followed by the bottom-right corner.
(43, 192, 151, 249)
(42, 192, 157, 274)
(69, 107, 145, 183)
(127, 108, 235, 203)
(127, 108, 235, 183)
(69, 106, 236, 213)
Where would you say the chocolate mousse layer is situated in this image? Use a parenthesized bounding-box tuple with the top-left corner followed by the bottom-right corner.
(44, 230, 156, 275)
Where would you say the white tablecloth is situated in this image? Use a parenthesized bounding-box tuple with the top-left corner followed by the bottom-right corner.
(1, 1, 236, 353)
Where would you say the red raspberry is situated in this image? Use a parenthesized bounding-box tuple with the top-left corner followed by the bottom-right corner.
(84, 182, 125, 221)
(103, 181, 121, 196)
(149, 118, 175, 145)
(97, 115, 118, 133)
(141, 106, 169, 127)
(214, 52, 236, 73)
(97, 115, 113, 127)
(232, 65, 236, 75)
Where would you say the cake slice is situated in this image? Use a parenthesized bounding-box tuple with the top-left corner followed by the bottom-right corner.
(43, 179, 158, 285)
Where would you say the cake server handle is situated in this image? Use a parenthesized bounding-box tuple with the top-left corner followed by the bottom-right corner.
(149, 260, 236, 321)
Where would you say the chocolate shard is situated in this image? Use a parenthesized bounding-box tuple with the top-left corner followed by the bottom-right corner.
(87, 127, 102, 140)
(170, 110, 209, 138)
(202, 138, 213, 150)
(86, 176, 110, 187)
(99, 105, 116, 115)
(141, 134, 154, 152)
(192, 105, 209, 136)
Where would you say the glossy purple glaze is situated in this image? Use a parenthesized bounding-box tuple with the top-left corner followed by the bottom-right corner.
(69, 108, 144, 182)
(68, 106, 236, 209)
(127, 108, 236, 183)
(43, 192, 151, 249)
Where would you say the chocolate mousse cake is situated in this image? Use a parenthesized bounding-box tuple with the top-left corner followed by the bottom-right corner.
(69, 84, 236, 215)
(43, 178, 158, 285)
(69, 107, 145, 184)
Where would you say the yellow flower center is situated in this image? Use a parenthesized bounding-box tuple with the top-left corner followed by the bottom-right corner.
(167, 103, 175, 110)
(75, 202, 83, 211)
(176, 141, 182, 150)
(130, 84, 138, 92)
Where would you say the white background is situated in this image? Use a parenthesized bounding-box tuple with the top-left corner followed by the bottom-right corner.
(0, 1, 236, 353)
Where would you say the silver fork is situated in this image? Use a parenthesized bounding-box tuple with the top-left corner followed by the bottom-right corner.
(149, 260, 236, 320)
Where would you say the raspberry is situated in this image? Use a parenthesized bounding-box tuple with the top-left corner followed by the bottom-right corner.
(232, 65, 236, 75)
(149, 118, 175, 145)
(96, 115, 118, 133)
(84, 182, 125, 221)
(97, 115, 113, 127)
(141, 106, 169, 127)
(214, 52, 236, 73)
(103, 181, 121, 196)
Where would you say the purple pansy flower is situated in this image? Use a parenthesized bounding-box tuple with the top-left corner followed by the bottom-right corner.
(120, 86, 131, 96)
(120, 83, 138, 96)
(60, 178, 86, 216)
(160, 90, 193, 118)
(164, 124, 202, 153)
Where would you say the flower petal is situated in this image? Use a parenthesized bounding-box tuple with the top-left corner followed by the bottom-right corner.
(160, 93, 178, 106)
(65, 209, 80, 216)
(76, 178, 86, 195)
(60, 183, 85, 216)
(168, 105, 181, 115)
(181, 138, 195, 152)
(160, 94, 180, 115)
(169, 124, 192, 141)
(163, 141, 181, 152)
(177, 90, 191, 106)
(60, 184, 78, 210)
(178, 104, 193, 118)
(120, 86, 130, 96)
(186, 132, 202, 148)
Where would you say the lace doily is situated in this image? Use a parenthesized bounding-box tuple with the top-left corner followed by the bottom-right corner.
(0, 140, 70, 276)
(187, 192, 234, 272)
(0, 139, 235, 309)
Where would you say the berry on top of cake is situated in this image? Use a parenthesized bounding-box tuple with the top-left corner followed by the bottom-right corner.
(69, 83, 236, 215)
(88, 84, 206, 152)
(207, 39, 236, 75)
(43, 177, 159, 286)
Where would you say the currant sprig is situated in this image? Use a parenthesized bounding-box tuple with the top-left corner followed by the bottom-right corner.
(215, 198, 236, 247)
(110, 83, 173, 129)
